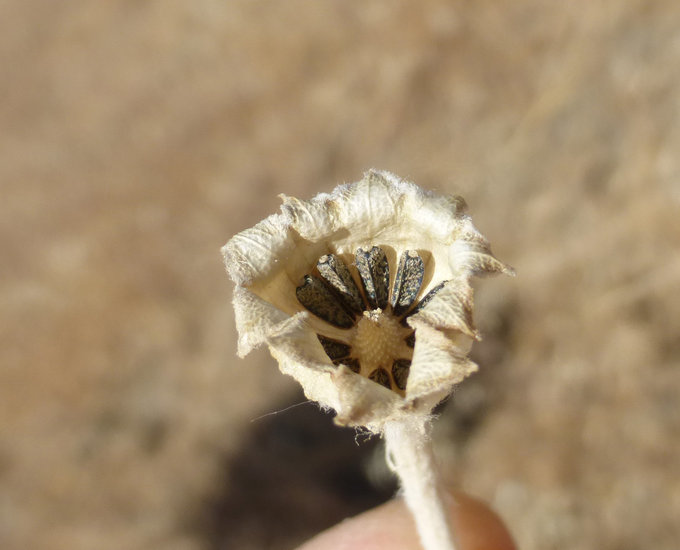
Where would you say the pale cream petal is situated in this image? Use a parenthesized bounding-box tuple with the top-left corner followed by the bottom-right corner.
(222, 212, 294, 286)
(407, 279, 478, 338)
(266, 314, 342, 411)
(332, 365, 404, 429)
(281, 170, 464, 259)
(280, 192, 337, 241)
(405, 321, 479, 402)
(401, 187, 469, 246)
(272, 352, 341, 413)
(449, 230, 515, 277)
(281, 170, 408, 257)
(231, 287, 290, 356)
(332, 171, 403, 243)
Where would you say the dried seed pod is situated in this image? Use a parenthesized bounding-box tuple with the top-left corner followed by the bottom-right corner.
(222, 169, 513, 430)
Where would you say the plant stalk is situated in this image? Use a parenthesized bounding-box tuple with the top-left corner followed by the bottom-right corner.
(384, 417, 458, 550)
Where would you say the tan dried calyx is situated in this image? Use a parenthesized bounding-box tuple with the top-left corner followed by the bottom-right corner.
(222, 169, 513, 429)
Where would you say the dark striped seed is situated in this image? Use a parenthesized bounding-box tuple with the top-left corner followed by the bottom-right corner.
(355, 246, 390, 309)
(296, 275, 355, 329)
(316, 335, 352, 363)
(391, 359, 411, 391)
(368, 367, 391, 389)
(343, 358, 362, 374)
(391, 250, 425, 316)
(404, 280, 448, 319)
(317, 254, 365, 315)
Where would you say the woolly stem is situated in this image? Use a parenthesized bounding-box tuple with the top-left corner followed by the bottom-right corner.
(384, 418, 458, 550)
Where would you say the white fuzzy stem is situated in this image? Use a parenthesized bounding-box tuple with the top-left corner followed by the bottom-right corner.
(384, 418, 458, 550)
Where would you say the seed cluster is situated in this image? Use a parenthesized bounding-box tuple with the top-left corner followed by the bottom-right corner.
(296, 246, 446, 394)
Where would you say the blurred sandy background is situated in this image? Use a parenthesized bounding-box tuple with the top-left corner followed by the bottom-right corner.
(2, 1, 679, 549)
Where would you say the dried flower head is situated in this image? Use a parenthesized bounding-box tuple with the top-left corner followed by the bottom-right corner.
(223, 170, 513, 432)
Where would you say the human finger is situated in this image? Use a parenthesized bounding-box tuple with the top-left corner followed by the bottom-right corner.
(297, 490, 517, 550)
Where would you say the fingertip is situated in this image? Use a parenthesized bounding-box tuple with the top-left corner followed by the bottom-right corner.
(297, 490, 516, 550)
(447, 491, 517, 550)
